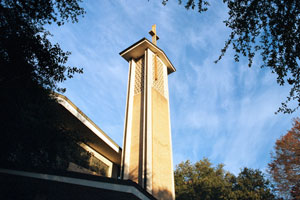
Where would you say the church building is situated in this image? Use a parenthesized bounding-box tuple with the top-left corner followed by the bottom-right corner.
(0, 25, 176, 200)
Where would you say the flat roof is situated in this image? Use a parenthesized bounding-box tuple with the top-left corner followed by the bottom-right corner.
(1, 168, 156, 200)
(120, 38, 176, 74)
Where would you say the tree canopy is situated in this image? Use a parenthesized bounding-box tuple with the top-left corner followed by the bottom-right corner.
(234, 168, 276, 200)
(268, 118, 300, 199)
(174, 159, 235, 199)
(0, 0, 84, 92)
(0, 0, 96, 172)
(163, 0, 300, 114)
(174, 158, 276, 200)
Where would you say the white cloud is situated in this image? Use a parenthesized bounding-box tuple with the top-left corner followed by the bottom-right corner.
(47, 0, 299, 174)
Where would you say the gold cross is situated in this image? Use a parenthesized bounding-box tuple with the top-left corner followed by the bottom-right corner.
(149, 24, 159, 45)
(149, 25, 159, 80)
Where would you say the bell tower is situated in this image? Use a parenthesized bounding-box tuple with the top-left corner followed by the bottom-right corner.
(120, 25, 176, 200)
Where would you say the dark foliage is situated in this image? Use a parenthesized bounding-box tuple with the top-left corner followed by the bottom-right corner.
(0, 88, 88, 170)
(0, 0, 84, 92)
(163, 0, 300, 114)
(175, 159, 276, 200)
(0, 0, 90, 171)
(233, 168, 276, 200)
(162, 0, 210, 13)
(291, 181, 300, 200)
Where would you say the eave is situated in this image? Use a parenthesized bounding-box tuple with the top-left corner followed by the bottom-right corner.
(120, 38, 176, 74)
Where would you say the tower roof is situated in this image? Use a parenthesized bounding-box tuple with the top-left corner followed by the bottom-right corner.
(119, 38, 176, 74)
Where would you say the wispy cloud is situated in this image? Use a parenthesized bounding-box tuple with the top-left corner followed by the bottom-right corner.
(47, 0, 298, 174)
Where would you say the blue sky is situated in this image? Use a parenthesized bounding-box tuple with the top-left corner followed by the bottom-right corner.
(48, 0, 298, 174)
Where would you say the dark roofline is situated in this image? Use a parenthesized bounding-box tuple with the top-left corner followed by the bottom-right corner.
(0, 167, 157, 200)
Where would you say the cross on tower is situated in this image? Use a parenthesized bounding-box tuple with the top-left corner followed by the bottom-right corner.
(149, 24, 159, 45)
(149, 25, 159, 80)
(120, 25, 176, 200)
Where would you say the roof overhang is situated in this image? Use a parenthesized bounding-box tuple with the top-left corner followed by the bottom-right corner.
(120, 38, 176, 74)
(53, 93, 122, 165)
